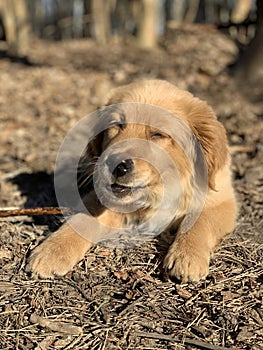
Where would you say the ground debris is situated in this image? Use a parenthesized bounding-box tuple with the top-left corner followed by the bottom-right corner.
(0, 32, 262, 349)
(29, 313, 82, 335)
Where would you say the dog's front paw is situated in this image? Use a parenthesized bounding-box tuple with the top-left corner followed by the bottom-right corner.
(28, 237, 80, 278)
(163, 241, 210, 282)
(28, 219, 93, 278)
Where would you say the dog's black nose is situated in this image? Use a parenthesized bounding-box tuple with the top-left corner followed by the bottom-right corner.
(113, 159, 134, 178)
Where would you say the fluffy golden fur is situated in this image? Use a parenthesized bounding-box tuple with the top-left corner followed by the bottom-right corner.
(29, 80, 238, 282)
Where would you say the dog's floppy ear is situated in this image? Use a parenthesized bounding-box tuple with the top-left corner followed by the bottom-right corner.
(86, 133, 103, 159)
(186, 100, 228, 190)
(85, 106, 107, 159)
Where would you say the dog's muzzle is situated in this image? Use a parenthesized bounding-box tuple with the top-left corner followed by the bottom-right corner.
(105, 155, 133, 197)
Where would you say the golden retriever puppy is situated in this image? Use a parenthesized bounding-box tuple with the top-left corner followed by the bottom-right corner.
(29, 80, 238, 282)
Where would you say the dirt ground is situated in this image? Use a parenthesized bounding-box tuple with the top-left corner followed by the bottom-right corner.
(0, 27, 262, 350)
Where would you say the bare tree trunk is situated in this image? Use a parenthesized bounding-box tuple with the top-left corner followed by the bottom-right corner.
(244, 0, 263, 82)
(138, 0, 158, 48)
(91, 0, 111, 45)
(170, 0, 187, 23)
(231, 0, 252, 23)
(0, 0, 30, 55)
(235, 0, 263, 99)
(73, 0, 84, 38)
(184, 0, 200, 23)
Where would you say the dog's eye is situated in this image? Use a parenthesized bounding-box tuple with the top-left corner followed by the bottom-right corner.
(110, 122, 123, 130)
(106, 122, 123, 139)
(150, 132, 166, 139)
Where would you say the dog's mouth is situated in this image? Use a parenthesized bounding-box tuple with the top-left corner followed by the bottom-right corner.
(107, 183, 146, 198)
(111, 183, 132, 197)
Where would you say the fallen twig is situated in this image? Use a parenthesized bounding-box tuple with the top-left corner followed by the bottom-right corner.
(0, 207, 71, 218)
(30, 313, 82, 335)
(136, 331, 243, 350)
(229, 145, 254, 154)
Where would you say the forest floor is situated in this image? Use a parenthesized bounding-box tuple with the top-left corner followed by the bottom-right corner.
(0, 27, 262, 350)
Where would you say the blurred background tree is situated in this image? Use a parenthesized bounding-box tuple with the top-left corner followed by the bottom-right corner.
(0, 0, 30, 55)
(137, 0, 158, 48)
(91, 0, 111, 45)
(233, 0, 263, 97)
(0, 0, 261, 94)
(0, 0, 258, 47)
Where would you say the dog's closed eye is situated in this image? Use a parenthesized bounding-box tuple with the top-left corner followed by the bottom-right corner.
(106, 122, 124, 139)
(150, 131, 170, 140)
(150, 132, 165, 139)
(109, 121, 124, 129)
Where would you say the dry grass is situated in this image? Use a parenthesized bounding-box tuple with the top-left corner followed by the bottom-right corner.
(0, 227, 262, 349)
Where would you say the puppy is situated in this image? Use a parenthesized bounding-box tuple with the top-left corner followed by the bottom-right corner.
(29, 80, 237, 282)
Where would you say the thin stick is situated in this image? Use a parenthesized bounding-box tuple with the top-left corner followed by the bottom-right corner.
(30, 313, 82, 335)
(0, 207, 72, 218)
(135, 331, 243, 350)
(229, 145, 254, 154)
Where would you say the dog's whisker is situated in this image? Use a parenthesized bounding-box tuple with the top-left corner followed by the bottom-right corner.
(78, 173, 94, 189)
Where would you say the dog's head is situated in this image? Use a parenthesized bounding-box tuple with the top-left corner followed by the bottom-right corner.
(82, 80, 228, 222)
(104, 80, 228, 188)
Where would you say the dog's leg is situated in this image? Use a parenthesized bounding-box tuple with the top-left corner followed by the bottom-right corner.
(28, 214, 93, 278)
(164, 198, 237, 282)
(29, 210, 124, 278)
